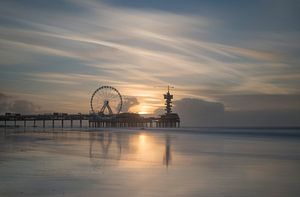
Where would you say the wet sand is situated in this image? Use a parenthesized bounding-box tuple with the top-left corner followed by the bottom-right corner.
(1, 128, 300, 197)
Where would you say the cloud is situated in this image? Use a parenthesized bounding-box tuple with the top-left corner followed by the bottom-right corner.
(121, 96, 139, 112)
(0, 92, 9, 112)
(173, 98, 225, 127)
(0, 0, 299, 115)
(9, 100, 40, 114)
(223, 110, 300, 127)
(154, 97, 300, 127)
(220, 94, 300, 111)
(0, 92, 40, 114)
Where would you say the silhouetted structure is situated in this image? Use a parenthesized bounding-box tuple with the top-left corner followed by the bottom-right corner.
(164, 86, 173, 114)
(0, 85, 180, 128)
(89, 85, 180, 128)
(90, 86, 122, 115)
(157, 85, 180, 127)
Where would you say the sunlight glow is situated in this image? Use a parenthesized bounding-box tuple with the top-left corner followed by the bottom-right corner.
(130, 103, 156, 115)
(139, 134, 146, 145)
(138, 111, 148, 115)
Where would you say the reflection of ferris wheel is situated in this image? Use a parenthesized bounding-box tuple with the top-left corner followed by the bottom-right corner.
(90, 86, 123, 115)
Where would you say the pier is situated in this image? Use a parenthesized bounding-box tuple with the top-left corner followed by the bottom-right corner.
(0, 85, 180, 128)
(0, 112, 180, 128)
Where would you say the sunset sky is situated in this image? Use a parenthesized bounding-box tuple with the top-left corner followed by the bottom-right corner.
(0, 0, 299, 126)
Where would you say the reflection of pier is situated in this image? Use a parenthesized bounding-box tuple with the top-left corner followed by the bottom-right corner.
(89, 132, 128, 161)
(89, 132, 116, 168)
(88, 131, 173, 168)
(163, 135, 172, 167)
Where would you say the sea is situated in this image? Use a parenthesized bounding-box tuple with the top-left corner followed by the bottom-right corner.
(1, 127, 300, 197)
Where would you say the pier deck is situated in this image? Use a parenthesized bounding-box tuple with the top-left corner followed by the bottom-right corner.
(0, 113, 180, 128)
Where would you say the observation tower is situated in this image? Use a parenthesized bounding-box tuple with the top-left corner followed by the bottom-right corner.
(158, 86, 180, 127)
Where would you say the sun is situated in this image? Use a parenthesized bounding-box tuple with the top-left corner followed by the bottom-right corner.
(138, 111, 148, 115)
(130, 103, 155, 115)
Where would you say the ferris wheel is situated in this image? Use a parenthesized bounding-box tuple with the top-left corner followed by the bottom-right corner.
(90, 86, 123, 115)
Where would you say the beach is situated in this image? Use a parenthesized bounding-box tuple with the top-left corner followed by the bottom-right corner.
(1, 128, 300, 197)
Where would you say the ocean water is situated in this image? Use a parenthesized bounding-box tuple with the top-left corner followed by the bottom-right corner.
(0, 127, 300, 197)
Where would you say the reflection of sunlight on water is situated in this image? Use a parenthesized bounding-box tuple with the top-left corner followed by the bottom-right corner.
(85, 131, 171, 169)
(3, 131, 172, 169)
(2, 130, 300, 196)
(137, 133, 153, 159)
(139, 134, 146, 145)
(118, 133, 166, 168)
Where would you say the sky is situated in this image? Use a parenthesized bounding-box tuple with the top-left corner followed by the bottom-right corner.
(0, 0, 299, 126)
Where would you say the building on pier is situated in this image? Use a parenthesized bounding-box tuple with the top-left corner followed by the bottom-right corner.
(157, 86, 180, 128)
